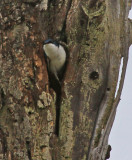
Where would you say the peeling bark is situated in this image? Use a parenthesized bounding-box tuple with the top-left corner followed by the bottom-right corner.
(0, 0, 131, 160)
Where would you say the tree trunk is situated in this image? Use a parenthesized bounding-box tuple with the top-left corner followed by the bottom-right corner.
(0, 0, 132, 160)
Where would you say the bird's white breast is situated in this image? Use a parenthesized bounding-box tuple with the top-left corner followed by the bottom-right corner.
(43, 43, 66, 72)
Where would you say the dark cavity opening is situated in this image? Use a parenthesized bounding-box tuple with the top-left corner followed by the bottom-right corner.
(89, 71, 99, 80)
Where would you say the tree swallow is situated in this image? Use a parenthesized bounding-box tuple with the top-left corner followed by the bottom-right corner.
(43, 39, 66, 82)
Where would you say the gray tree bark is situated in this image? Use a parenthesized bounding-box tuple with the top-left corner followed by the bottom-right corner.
(0, 0, 132, 160)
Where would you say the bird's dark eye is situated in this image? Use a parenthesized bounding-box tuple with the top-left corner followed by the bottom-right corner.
(53, 41, 59, 47)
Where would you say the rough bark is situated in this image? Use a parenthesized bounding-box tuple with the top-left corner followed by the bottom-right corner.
(0, 0, 131, 160)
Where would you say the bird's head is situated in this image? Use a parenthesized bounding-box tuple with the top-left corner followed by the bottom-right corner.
(43, 39, 59, 47)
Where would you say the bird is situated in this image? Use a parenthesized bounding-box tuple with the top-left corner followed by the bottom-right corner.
(43, 39, 67, 82)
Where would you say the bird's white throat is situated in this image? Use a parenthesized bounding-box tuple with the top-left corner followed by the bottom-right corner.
(43, 43, 66, 72)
